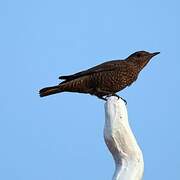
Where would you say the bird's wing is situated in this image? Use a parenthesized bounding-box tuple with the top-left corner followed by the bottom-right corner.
(59, 60, 124, 81)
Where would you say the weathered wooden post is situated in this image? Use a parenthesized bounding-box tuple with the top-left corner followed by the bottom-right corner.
(104, 96, 144, 180)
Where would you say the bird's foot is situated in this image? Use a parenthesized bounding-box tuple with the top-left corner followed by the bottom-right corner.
(105, 94, 127, 105)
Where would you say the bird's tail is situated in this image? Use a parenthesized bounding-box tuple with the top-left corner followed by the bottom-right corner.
(39, 85, 63, 97)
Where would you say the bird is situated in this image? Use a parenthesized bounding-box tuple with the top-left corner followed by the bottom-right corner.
(39, 51, 160, 101)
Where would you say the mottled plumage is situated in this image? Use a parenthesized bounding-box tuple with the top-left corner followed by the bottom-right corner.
(39, 51, 160, 100)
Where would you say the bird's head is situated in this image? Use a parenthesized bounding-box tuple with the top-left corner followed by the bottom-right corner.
(126, 51, 160, 70)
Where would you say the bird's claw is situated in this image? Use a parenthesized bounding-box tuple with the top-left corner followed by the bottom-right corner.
(119, 97, 127, 105)
(114, 94, 127, 105)
(105, 94, 127, 105)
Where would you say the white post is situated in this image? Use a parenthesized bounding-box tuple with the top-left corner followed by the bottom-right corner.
(104, 96, 144, 180)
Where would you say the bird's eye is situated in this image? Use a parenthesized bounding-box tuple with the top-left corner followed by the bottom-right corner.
(136, 53, 141, 57)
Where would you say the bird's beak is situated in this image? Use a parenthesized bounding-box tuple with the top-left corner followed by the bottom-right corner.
(151, 52, 160, 57)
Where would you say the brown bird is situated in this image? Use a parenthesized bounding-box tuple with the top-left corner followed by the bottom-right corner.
(39, 51, 160, 101)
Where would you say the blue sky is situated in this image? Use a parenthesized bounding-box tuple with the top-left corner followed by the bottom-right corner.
(0, 0, 179, 179)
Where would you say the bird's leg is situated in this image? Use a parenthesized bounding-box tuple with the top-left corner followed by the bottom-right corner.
(95, 88, 113, 101)
(95, 88, 127, 104)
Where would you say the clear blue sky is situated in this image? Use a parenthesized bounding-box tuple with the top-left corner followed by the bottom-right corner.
(0, 0, 179, 179)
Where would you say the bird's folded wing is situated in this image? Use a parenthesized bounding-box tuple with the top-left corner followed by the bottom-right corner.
(59, 60, 125, 81)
